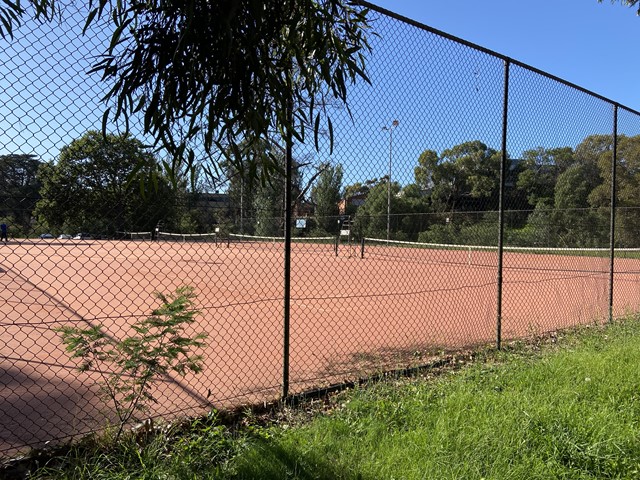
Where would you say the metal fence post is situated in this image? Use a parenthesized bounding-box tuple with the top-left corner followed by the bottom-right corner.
(496, 59, 511, 350)
(282, 82, 293, 400)
(609, 105, 618, 323)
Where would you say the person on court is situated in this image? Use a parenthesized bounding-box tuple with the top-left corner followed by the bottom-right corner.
(0, 222, 7, 243)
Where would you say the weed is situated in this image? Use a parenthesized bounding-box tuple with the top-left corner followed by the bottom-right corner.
(57, 286, 207, 440)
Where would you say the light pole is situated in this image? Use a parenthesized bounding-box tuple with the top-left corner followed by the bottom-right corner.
(383, 119, 399, 241)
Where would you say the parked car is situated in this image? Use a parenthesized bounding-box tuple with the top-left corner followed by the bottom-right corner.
(72, 233, 93, 240)
(39, 233, 54, 239)
(58, 234, 73, 239)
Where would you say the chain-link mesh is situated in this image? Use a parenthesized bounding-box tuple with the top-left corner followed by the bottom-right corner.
(1, 3, 640, 458)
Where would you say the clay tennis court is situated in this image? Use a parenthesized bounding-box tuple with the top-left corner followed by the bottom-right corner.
(2, 237, 640, 455)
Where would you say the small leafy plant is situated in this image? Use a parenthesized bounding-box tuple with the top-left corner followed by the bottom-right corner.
(57, 285, 207, 439)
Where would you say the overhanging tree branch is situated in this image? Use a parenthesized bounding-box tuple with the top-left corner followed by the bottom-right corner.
(87, 0, 373, 183)
(1, 0, 373, 186)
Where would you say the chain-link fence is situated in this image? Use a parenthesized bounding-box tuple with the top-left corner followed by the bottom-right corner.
(2, 2, 640, 458)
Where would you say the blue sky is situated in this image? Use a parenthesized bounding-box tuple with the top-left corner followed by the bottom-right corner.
(368, 0, 640, 110)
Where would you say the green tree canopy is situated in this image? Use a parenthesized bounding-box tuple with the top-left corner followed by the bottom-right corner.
(586, 134, 640, 246)
(414, 149, 438, 193)
(311, 162, 343, 234)
(418, 141, 502, 213)
(553, 162, 604, 247)
(515, 147, 575, 207)
(0, 153, 41, 233)
(35, 131, 173, 236)
(224, 138, 303, 236)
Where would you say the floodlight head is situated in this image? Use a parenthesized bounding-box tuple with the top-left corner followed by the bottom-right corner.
(383, 119, 399, 131)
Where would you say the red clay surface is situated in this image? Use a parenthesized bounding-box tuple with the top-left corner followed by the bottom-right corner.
(2, 238, 640, 456)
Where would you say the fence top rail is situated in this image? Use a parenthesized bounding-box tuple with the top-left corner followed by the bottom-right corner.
(357, 0, 640, 117)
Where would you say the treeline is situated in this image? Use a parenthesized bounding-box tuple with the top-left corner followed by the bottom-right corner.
(2, 131, 639, 248)
(0, 132, 222, 238)
(348, 135, 640, 248)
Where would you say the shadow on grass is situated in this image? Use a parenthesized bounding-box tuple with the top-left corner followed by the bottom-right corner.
(229, 435, 369, 480)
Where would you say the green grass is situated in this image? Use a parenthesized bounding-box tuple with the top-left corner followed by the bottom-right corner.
(28, 320, 640, 479)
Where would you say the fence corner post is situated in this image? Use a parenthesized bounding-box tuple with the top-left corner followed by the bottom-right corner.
(608, 105, 618, 324)
(496, 58, 511, 350)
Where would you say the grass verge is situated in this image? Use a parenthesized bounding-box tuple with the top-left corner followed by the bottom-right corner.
(18, 318, 640, 479)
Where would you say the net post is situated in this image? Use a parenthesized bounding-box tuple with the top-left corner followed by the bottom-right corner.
(608, 105, 618, 323)
(360, 237, 365, 259)
(335, 234, 339, 257)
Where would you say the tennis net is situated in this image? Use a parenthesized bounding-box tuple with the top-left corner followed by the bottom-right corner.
(157, 231, 218, 243)
(227, 233, 336, 251)
(361, 237, 640, 269)
(116, 231, 152, 241)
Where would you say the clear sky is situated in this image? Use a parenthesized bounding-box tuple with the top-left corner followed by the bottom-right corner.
(367, 1, 640, 110)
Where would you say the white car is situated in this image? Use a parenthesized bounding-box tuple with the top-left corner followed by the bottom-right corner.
(73, 233, 93, 240)
(58, 234, 73, 239)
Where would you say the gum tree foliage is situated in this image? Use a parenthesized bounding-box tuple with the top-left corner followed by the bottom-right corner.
(414, 149, 438, 194)
(0, 154, 41, 234)
(515, 147, 575, 208)
(0, 0, 55, 39)
(416, 141, 502, 214)
(352, 175, 431, 240)
(1, 1, 372, 184)
(608, 136, 640, 245)
(35, 131, 174, 235)
(411, 135, 640, 248)
(224, 139, 303, 236)
(351, 179, 428, 241)
(252, 150, 304, 237)
(310, 162, 343, 234)
(351, 179, 401, 239)
(223, 139, 272, 233)
(553, 163, 603, 247)
(586, 134, 640, 247)
(599, 0, 640, 14)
